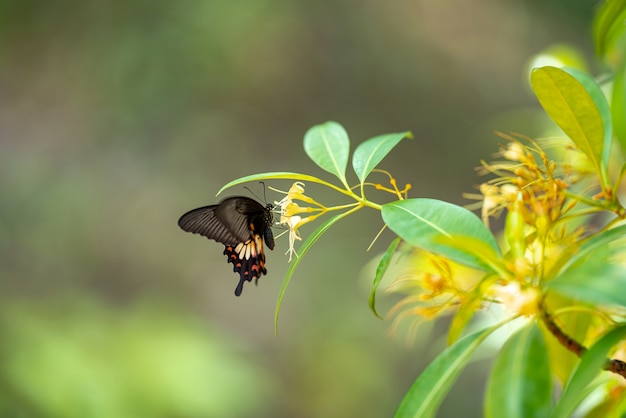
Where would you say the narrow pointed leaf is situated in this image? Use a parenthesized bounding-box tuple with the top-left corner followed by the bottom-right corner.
(552, 325, 626, 418)
(275, 210, 352, 333)
(563, 67, 612, 170)
(485, 324, 552, 418)
(303, 121, 350, 184)
(593, 0, 626, 57)
(545, 261, 626, 308)
(612, 69, 626, 152)
(394, 321, 506, 418)
(369, 237, 401, 319)
(557, 224, 626, 275)
(217, 172, 349, 197)
(530, 66, 605, 179)
(352, 132, 412, 183)
(382, 199, 501, 271)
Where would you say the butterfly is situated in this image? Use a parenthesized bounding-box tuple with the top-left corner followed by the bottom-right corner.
(178, 196, 275, 296)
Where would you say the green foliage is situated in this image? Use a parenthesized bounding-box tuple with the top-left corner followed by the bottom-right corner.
(555, 224, 626, 274)
(593, 0, 626, 57)
(369, 237, 402, 319)
(552, 325, 626, 418)
(11, 2, 625, 418)
(394, 321, 507, 418)
(304, 121, 351, 187)
(545, 256, 626, 308)
(382, 199, 501, 271)
(352, 131, 413, 184)
(594, 0, 626, 152)
(222, 95, 626, 414)
(215, 1, 626, 416)
(485, 324, 552, 418)
(530, 66, 611, 188)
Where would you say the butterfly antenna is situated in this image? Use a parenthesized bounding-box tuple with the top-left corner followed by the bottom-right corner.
(243, 181, 269, 204)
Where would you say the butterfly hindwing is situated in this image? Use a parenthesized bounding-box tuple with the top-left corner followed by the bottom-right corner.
(178, 196, 274, 296)
(224, 234, 267, 296)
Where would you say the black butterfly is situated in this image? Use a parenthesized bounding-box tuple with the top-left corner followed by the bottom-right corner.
(178, 197, 275, 296)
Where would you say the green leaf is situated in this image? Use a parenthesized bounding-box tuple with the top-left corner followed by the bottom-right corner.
(612, 68, 626, 153)
(369, 237, 401, 319)
(556, 224, 626, 275)
(352, 131, 412, 183)
(274, 210, 353, 333)
(563, 67, 612, 171)
(593, 0, 626, 57)
(381, 199, 501, 271)
(541, 302, 593, 384)
(551, 325, 626, 418)
(303, 121, 350, 185)
(530, 66, 606, 181)
(217, 171, 350, 197)
(394, 320, 506, 418)
(545, 261, 626, 308)
(485, 324, 552, 418)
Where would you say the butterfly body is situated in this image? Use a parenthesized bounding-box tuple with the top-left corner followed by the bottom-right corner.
(178, 196, 274, 296)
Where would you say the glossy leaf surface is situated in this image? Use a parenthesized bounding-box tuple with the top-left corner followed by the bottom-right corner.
(394, 321, 505, 418)
(352, 132, 412, 183)
(303, 121, 350, 185)
(530, 66, 606, 180)
(382, 198, 501, 271)
(485, 324, 552, 418)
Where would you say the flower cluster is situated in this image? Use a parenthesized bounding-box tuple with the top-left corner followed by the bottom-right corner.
(477, 134, 576, 234)
(386, 253, 484, 341)
(388, 133, 592, 330)
(273, 182, 326, 262)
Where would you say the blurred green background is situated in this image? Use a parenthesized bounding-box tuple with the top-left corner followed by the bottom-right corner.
(0, 1, 597, 417)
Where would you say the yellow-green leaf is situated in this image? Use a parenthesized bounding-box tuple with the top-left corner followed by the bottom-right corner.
(485, 324, 552, 418)
(530, 66, 605, 180)
(368, 237, 401, 319)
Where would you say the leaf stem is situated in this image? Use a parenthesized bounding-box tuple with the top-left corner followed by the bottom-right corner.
(540, 308, 626, 379)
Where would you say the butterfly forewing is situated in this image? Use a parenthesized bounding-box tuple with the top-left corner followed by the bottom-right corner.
(214, 197, 268, 243)
(178, 196, 275, 296)
(177, 205, 241, 246)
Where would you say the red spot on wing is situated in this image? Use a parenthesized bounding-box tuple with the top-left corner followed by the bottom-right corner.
(222, 234, 269, 296)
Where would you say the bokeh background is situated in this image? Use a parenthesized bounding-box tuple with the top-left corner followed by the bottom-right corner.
(0, 1, 599, 417)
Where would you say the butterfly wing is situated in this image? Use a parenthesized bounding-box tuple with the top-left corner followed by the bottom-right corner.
(178, 196, 274, 296)
(214, 197, 268, 242)
(178, 205, 241, 246)
(224, 235, 267, 296)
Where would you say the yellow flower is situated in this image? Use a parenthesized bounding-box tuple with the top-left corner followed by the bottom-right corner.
(480, 183, 517, 225)
(283, 215, 302, 262)
(274, 182, 324, 262)
(475, 134, 572, 238)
